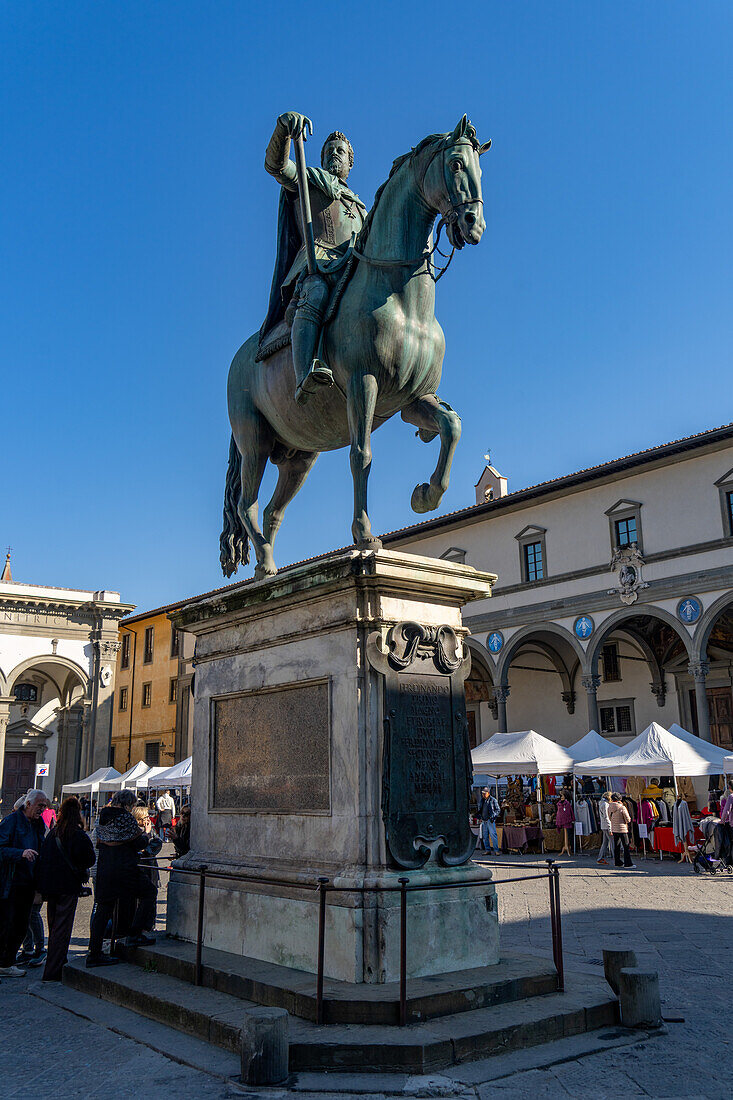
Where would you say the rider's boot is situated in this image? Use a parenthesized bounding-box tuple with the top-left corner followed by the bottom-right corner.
(291, 274, 333, 405)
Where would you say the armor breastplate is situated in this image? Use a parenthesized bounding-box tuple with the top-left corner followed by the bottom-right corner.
(295, 189, 364, 248)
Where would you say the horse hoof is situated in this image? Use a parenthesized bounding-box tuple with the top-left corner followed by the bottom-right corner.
(355, 536, 382, 551)
(411, 483, 441, 513)
(254, 563, 278, 580)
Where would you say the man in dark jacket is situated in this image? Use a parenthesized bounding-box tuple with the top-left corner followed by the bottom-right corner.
(478, 786, 501, 854)
(87, 789, 156, 966)
(0, 789, 48, 976)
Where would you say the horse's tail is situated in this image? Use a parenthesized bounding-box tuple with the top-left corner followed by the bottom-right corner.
(219, 433, 249, 577)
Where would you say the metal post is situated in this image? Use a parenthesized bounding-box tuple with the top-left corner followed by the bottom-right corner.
(195, 865, 207, 987)
(552, 865, 565, 992)
(545, 858, 558, 974)
(316, 877, 329, 1026)
(398, 877, 409, 1027)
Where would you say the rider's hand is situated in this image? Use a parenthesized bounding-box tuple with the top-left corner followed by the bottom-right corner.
(22, 848, 37, 862)
(278, 112, 313, 141)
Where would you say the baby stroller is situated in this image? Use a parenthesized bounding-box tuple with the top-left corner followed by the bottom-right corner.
(692, 819, 733, 875)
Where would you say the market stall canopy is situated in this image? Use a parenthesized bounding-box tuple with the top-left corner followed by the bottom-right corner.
(135, 765, 171, 790)
(574, 721, 724, 777)
(725, 754, 733, 773)
(667, 724, 730, 768)
(568, 730, 617, 765)
(152, 756, 192, 788)
(98, 761, 151, 793)
(61, 766, 121, 795)
(471, 730, 574, 775)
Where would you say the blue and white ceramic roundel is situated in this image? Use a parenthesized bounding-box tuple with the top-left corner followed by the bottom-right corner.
(574, 615, 594, 640)
(488, 631, 504, 653)
(677, 597, 702, 624)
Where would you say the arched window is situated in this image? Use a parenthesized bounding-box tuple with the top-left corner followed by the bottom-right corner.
(13, 683, 38, 702)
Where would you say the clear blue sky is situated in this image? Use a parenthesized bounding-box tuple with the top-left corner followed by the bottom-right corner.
(3, 2, 732, 612)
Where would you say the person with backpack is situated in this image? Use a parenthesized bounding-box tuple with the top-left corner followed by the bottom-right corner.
(478, 786, 500, 854)
(36, 796, 95, 981)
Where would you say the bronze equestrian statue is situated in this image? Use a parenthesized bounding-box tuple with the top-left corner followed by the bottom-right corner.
(220, 112, 490, 579)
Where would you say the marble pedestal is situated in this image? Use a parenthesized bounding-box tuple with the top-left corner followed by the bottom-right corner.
(167, 547, 499, 983)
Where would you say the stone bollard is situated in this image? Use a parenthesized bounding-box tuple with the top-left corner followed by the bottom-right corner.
(603, 947, 638, 994)
(240, 1006, 289, 1085)
(618, 967, 662, 1028)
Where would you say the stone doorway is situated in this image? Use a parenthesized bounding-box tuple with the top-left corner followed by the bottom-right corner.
(689, 686, 733, 750)
(2, 750, 35, 806)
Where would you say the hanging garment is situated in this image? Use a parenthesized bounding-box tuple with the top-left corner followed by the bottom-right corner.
(555, 798, 574, 829)
(655, 798, 669, 823)
(576, 800, 593, 836)
(640, 800, 656, 829)
(673, 798, 695, 846)
(626, 777, 645, 802)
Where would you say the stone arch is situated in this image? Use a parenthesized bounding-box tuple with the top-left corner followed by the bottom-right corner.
(0, 666, 7, 696)
(464, 638, 495, 747)
(586, 605, 694, 676)
(496, 622, 585, 688)
(6, 654, 89, 696)
(693, 590, 733, 659)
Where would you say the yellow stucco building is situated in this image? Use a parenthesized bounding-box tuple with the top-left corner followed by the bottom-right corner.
(111, 601, 194, 774)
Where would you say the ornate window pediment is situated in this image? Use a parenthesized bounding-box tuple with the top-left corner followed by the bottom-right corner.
(715, 469, 733, 537)
(515, 525, 547, 584)
(605, 499, 644, 554)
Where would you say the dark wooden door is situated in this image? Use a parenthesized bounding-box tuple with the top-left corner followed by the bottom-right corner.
(709, 687, 733, 750)
(2, 751, 36, 807)
(467, 709, 478, 749)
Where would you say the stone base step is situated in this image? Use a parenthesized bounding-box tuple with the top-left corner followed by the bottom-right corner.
(122, 939, 559, 1025)
(63, 958, 618, 1073)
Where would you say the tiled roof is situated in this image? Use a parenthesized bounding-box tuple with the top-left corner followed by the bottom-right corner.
(382, 422, 733, 543)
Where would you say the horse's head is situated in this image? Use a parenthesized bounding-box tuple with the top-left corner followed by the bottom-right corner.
(422, 115, 490, 250)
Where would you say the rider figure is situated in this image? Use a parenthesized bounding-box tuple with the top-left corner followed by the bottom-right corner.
(262, 111, 367, 404)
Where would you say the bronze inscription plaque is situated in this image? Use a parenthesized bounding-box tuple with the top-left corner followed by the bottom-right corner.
(396, 676, 455, 813)
(211, 680, 330, 812)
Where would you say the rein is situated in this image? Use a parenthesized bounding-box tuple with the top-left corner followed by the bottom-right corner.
(352, 138, 482, 283)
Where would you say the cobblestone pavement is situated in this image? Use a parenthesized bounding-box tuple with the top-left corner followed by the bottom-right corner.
(1, 848, 730, 1099)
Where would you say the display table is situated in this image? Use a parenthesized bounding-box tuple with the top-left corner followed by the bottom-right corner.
(652, 824, 704, 855)
(501, 824, 544, 853)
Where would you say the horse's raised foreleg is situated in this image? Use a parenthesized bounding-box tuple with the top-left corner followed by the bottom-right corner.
(263, 449, 318, 550)
(401, 394, 462, 514)
(231, 405, 276, 578)
(348, 372, 382, 548)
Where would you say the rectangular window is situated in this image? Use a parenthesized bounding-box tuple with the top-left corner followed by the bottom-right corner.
(109, 745, 115, 769)
(599, 706, 616, 734)
(144, 741, 160, 767)
(615, 516, 638, 547)
(169, 677, 178, 704)
(616, 705, 632, 733)
(119, 686, 128, 712)
(602, 643, 621, 683)
(600, 702, 635, 736)
(121, 633, 130, 670)
(170, 627, 180, 659)
(727, 491, 733, 536)
(143, 626, 154, 664)
(142, 682, 152, 708)
(523, 541, 544, 582)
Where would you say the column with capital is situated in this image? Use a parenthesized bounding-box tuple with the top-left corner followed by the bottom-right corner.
(88, 637, 121, 772)
(494, 685, 510, 733)
(688, 660, 712, 742)
(0, 699, 11, 809)
(581, 674, 601, 733)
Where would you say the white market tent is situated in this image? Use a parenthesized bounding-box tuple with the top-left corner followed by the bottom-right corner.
(725, 754, 733, 773)
(61, 766, 121, 796)
(574, 721, 724, 777)
(567, 729, 618, 764)
(152, 756, 192, 789)
(471, 730, 574, 775)
(667, 724, 730, 769)
(135, 765, 171, 791)
(98, 760, 151, 793)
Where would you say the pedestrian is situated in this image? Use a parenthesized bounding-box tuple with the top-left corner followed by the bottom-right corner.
(0, 789, 48, 977)
(596, 792, 614, 865)
(132, 805, 162, 934)
(171, 804, 191, 859)
(555, 790, 574, 856)
(478, 787, 500, 854)
(155, 790, 176, 840)
(609, 793, 635, 868)
(11, 795, 47, 969)
(721, 780, 733, 826)
(87, 789, 156, 967)
(36, 796, 95, 981)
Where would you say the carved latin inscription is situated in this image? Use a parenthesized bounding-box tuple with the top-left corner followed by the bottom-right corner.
(398, 678, 454, 812)
(211, 680, 330, 813)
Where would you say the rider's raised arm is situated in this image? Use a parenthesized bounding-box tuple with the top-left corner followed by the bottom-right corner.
(264, 112, 313, 191)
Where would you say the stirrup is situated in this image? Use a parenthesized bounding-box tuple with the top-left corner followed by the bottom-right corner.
(295, 359, 334, 404)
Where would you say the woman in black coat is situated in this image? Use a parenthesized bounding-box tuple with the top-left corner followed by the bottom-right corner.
(87, 789, 156, 966)
(36, 796, 95, 981)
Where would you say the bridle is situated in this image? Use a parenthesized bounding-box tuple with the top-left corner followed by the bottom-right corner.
(352, 138, 483, 283)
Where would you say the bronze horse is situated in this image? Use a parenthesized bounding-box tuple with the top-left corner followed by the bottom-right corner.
(220, 115, 489, 578)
